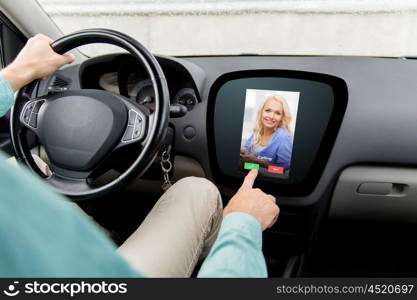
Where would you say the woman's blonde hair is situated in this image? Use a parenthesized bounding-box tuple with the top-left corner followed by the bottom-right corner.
(250, 95, 292, 151)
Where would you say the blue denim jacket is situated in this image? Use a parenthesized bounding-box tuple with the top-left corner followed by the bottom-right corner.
(244, 128, 293, 170)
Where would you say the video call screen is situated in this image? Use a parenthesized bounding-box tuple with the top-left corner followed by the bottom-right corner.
(239, 89, 300, 179)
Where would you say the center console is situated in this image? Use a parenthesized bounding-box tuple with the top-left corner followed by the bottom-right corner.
(208, 70, 348, 197)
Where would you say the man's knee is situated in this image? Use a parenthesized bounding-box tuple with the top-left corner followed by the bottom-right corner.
(171, 177, 223, 211)
(175, 176, 217, 192)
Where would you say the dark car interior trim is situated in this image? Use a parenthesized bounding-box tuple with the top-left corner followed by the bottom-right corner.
(207, 69, 348, 197)
(1, 3, 417, 274)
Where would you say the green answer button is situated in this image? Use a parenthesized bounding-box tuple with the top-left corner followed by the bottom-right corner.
(244, 162, 260, 170)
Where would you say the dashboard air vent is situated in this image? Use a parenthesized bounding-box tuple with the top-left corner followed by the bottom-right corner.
(24, 81, 37, 96)
(52, 76, 70, 88)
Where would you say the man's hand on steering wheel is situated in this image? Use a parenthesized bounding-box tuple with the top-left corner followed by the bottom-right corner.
(10, 29, 170, 200)
(0, 34, 74, 92)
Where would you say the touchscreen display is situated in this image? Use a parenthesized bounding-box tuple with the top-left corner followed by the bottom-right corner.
(211, 72, 346, 195)
(239, 89, 300, 179)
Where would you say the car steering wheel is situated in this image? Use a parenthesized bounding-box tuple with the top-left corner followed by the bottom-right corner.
(10, 29, 169, 200)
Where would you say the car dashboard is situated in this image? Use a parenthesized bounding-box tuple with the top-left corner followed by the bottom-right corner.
(80, 54, 200, 112)
(32, 53, 417, 271)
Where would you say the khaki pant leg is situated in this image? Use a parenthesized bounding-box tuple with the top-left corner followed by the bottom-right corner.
(118, 177, 223, 277)
(7, 154, 51, 176)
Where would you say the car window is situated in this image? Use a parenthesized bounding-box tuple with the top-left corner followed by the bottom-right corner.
(0, 12, 26, 153)
(37, 0, 417, 58)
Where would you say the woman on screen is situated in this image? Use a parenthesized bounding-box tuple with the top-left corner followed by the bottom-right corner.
(241, 95, 293, 171)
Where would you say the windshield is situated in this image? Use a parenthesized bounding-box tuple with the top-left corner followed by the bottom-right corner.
(37, 0, 417, 57)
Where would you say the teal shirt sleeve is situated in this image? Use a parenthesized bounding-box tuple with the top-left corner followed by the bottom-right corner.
(0, 76, 267, 278)
(0, 152, 141, 277)
(0, 150, 267, 277)
(0, 77, 14, 117)
(197, 212, 268, 278)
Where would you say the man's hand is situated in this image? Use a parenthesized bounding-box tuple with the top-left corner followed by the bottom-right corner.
(223, 169, 279, 231)
(0, 34, 75, 91)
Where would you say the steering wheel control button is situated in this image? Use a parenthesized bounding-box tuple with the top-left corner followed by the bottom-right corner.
(132, 116, 142, 140)
(128, 110, 137, 125)
(33, 100, 45, 113)
(122, 125, 134, 142)
(23, 109, 31, 122)
(29, 113, 38, 128)
(133, 128, 141, 139)
(123, 109, 145, 142)
(20, 99, 45, 129)
(123, 121, 142, 142)
(183, 126, 196, 140)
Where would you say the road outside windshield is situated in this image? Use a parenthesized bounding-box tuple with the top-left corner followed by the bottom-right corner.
(37, 0, 417, 57)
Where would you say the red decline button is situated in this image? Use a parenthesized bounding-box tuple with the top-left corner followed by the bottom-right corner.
(268, 165, 284, 174)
